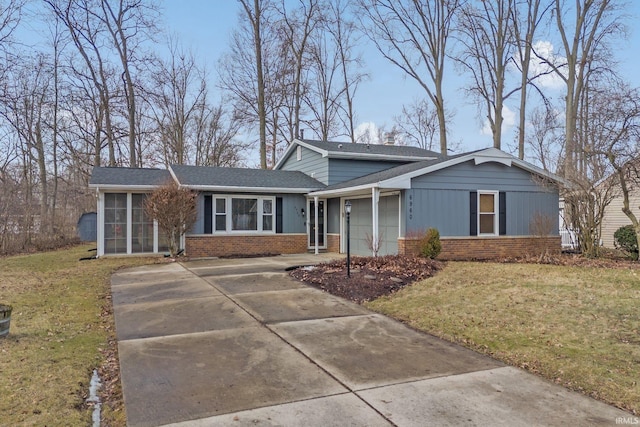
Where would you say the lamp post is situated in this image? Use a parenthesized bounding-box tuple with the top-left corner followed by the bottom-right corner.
(345, 200, 351, 278)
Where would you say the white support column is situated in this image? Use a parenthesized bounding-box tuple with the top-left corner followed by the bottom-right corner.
(314, 195, 319, 255)
(126, 193, 132, 255)
(96, 189, 104, 257)
(372, 187, 380, 256)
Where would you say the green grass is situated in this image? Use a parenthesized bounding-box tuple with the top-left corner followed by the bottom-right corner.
(366, 262, 640, 414)
(0, 245, 159, 426)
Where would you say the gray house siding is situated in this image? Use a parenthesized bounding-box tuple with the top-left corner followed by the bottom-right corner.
(281, 194, 307, 233)
(326, 198, 341, 234)
(279, 146, 329, 184)
(405, 161, 559, 237)
(328, 159, 408, 186)
(190, 192, 306, 234)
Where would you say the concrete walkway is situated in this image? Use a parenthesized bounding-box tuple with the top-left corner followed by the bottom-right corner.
(111, 254, 629, 427)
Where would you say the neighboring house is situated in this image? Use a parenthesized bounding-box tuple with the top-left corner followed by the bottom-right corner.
(600, 187, 640, 249)
(89, 139, 565, 260)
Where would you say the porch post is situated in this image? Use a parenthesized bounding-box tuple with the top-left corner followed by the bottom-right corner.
(314, 195, 319, 255)
(372, 187, 380, 256)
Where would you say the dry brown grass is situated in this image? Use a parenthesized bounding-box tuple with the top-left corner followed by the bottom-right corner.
(366, 261, 640, 414)
(0, 244, 160, 426)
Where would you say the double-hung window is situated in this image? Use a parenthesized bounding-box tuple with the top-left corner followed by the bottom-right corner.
(470, 191, 506, 236)
(206, 195, 275, 233)
(478, 191, 498, 235)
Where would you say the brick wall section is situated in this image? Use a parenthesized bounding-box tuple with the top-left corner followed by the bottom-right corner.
(326, 233, 340, 253)
(186, 234, 307, 258)
(399, 236, 562, 261)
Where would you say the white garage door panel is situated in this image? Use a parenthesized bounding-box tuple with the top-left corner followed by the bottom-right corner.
(349, 196, 399, 256)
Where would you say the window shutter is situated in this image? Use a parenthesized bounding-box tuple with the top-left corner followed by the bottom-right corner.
(276, 197, 283, 234)
(204, 195, 212, 234)
(499, 192, 507, 235)
(470, 191, 478, 236)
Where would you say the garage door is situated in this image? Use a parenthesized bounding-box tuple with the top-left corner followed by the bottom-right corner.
(349, 195, 399, 256)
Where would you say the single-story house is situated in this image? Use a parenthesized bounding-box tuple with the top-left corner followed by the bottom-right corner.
(89, 139, 565, 260)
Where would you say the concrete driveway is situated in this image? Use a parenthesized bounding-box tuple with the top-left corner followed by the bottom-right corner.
(111, 254, 630, 426)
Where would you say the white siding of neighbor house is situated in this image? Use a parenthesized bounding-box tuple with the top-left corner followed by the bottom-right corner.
(601, 191, 640, 248)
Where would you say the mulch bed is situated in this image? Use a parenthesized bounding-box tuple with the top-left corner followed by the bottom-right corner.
(289, 253, 640, 304)
(289, 255, 443, 303)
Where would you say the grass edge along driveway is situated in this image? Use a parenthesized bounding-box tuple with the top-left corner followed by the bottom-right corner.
(0, 244, 160, 426)
(366, 261, 640, 415)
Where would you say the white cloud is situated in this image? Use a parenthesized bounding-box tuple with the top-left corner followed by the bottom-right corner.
(480, 104, 516, 136)
(529, 40, 566, 91)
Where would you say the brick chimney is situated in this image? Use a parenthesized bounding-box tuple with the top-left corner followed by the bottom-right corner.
(384, 133, 395, 145)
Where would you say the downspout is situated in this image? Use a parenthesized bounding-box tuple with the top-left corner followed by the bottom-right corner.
(314, 195, 319, 255)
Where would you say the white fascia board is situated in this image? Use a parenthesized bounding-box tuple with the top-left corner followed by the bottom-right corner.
(329, 153, 437, 162)
(308, 183, 377, 197)
(88, 184, 163, 192)
(168, 165, 180, 185)
(181, 185, 317, 194)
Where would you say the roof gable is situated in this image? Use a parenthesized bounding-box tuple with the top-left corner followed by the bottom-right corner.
(274, 138, 440, 169)
(309, 148, 566, 196)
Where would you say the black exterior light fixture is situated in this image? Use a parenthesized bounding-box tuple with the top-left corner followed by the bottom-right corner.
(344, 200, 351, 278)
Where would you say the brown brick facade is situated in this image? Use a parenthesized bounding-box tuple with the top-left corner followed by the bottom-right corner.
(186, 234, 308, 258)
(398, 236, 562, 261)
(326, 233, 340, 253)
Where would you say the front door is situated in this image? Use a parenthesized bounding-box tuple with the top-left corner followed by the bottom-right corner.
(308, 199, 326, 248)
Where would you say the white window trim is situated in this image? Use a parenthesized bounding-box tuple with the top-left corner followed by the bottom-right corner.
(210, 194, 276, 234)
(477, 190, 499, 236)
(296, 145, 302, 161)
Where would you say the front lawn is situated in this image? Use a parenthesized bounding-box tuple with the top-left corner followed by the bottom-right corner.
(0, 245, 160, 426)
(365, 261, 640, 414)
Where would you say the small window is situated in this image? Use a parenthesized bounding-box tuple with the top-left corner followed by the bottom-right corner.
(215, 198, 226, 231)
(478, 192, 497, 235)
(296, 146, 302, 161)
(262, 199, 273, 231)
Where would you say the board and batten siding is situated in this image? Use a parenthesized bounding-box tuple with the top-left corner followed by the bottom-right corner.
(405, 160, 559, 237)
(189, 192, 306, 234)
(279, 146, 329, 184)
(600, 191, 640, 248)
(328, 159, 408, 186)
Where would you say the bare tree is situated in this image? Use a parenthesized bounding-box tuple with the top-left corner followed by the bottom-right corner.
(541, 0, 625, 177)
(357, 0, 460, 155)
(526, 105, 563, 172)
(193, 103, 246, 167)
(511, 0, 552, 159)
(45, 0, 118, 166)
(588, 82, 640, 256)
(148, 39, 206, 166)
(220, 0, 278, 169)
(277, 0, 320, 141)
(326, 0, 366, 143)
(394, 98, 440, 151)
(456, 0, 517, 150)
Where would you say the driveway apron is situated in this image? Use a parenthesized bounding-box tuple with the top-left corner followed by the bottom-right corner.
(111, 255, 631, 427)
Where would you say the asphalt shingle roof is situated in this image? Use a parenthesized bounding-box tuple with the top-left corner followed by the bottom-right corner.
(299, 139, 440, 159)
(317, 151, 476, 191)
(89, 167, 172, 186)
(170, 164, 325, 190)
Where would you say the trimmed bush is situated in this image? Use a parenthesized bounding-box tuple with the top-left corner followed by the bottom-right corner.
(420, 228, 442, 259)
(614, 225, 639, 260)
